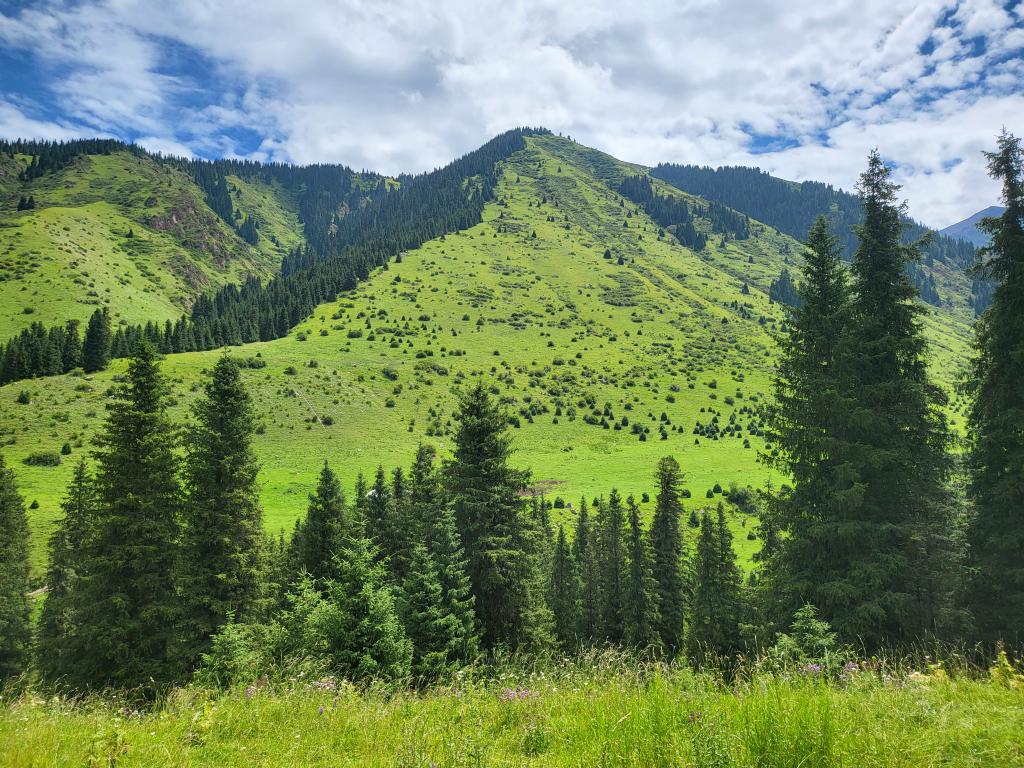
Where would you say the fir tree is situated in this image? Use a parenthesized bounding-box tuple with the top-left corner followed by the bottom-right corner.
(549, 525, 581, 648)
(0, 453, 31, 681)
(686, 507, 741, 663)
(598, 489, 627, 643)
(73, 342, 182, 691)
(82, 308, 111, 373)
(178, 356, 264, 666)
(308, 536, 412, 683)
(573, 497, 602, 641)
(37, 460, 95, 684)
(447, 380, 550, 650)
(650, 456, 686, 653)
(423, 502, 480, 666)
(624, 495, 659, 650)
(966, 131, 1024, 642)
(764, 216, 851, 625)
(291, 462, 348, 585)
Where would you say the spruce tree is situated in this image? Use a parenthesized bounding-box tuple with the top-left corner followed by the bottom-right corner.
(310, 535, 412, 682)
(423, 502, 479, 666)
(574, 497, 602, 642)
(686, 508, 741, 663)
(764, 216, 851, 622)
(82, 307, 111, 373)
(598, 489, 627, 643)
(549, 525, 581, 648)
(447, 380, 549, 649)
(74, 341, 182, 691)
(830, 152, 956, 644)
(37, 460, 95, 685)
(0, 453, 31, 681)
(291, 462, 348, 585)
(179, 356, 264, 666)
(650, 456, 686, 653)
(966, 131, 1024, 642)
(624, 496, 659, 650)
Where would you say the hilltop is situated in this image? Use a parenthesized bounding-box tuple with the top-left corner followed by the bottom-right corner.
(0, 133, 979, 572)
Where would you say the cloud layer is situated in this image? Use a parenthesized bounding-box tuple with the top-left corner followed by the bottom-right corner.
(1, 0, 1022, 226)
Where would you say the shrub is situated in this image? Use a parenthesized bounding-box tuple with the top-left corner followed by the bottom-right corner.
(16, 391, 30, 405)
(24, 450, 61, 467)
(60, 442, 72, 455)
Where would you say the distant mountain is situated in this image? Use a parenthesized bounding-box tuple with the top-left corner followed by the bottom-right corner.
(939, 206, 1005, 247)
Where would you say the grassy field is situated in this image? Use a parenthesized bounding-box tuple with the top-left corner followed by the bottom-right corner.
(0, 136, 978, 575)
(2, 657, 1022, 766)
(0, 152, 297, 341)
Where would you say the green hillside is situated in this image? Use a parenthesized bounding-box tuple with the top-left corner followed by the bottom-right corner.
(0, 150, 297, 341)
(0, 135, 977, 574)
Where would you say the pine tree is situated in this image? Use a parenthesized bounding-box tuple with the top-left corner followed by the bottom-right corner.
(447, 380, 549, 650)
(0, 453, 31, 681)
(574, 497, 602, 642)
(37, 460, 95, 684)
(549, 525, 581, 648)
(598, 489, 627, 643)
(73, 342, 182, 691)
(966, 131, 1024, 642)
(686, 507, 741, 663)
(650, 456, 686, 653)
(178, 356, 264, 666)
(291, 462, 348, 585)
(624, 495, 659, 650)
(82, 308, 111, 373)
(424, 503, 480, 664)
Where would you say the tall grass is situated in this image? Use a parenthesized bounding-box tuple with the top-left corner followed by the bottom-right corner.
(2, 650, 1022, 767)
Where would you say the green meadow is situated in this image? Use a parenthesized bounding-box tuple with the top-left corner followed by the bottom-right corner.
(2, 656, 1022, 767)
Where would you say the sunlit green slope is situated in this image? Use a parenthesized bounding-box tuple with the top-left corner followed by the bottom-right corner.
(0, 135, 975, 573)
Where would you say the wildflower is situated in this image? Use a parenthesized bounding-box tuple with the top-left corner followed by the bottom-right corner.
(244, 685, 257, 700)
(317, 706, 325, 716)
(801, 662, 823, 676)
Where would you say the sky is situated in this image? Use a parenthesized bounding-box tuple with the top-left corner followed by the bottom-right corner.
(0, 1, 1021, 228)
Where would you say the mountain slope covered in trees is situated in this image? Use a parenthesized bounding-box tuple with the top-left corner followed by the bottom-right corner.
(0, 134, 978, 574)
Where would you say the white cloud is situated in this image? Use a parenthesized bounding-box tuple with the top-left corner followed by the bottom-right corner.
(0, 0, 1021, 225)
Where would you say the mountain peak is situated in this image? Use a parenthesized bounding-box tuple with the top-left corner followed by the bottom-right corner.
(939, 206, 1006, 247)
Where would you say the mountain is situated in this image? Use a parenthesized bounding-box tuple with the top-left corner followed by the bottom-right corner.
(939, 206, 1005, 247)
(650, 163, 981, 310)
(0, 133, 977, 572)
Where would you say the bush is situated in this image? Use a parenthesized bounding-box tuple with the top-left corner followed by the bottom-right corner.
(24, 451, 61, 467)
(16, 391, 30, 405)
(60, 442, 72, 455)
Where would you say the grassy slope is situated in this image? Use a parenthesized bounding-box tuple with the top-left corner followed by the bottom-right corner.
(2, 666, 1022, 766)
(0, 136, 976, 575)
(0, 152, 297, 341)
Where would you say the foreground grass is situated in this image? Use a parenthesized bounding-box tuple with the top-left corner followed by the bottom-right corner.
(2, 662, 1022, 767)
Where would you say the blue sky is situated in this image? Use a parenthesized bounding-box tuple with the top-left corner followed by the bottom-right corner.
(1, 0, 1022, 227)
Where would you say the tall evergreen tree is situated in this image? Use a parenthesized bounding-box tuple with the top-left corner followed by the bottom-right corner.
(573, 497, 602, 642)
(447, 380, 550, 650)
(178, 356, 264, 666)
(0, 453, 31, 681)
(776, 153, 956, 645)
(37, 460, 95, 684)
(764, 216, 851, 622)
(73, 342, 182, 691)
(686, 507, 742, 663)
(549, 525, 581, 648)
(82, 308, 111, 373)
(624, 495, 659, 650)
(598, 489, 627, 643)
(966, 131, 1024, 642)
(650, 456, 686, 653)
(422, 502, 480, 666)
(291, 462, 348, 585)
